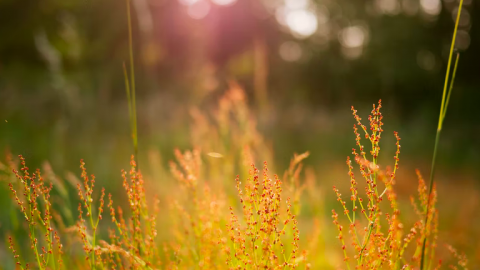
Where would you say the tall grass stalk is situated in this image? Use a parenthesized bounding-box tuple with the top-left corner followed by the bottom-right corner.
(124, 0, 139, 166)
(420, 1, 463, 268)
(123, 0, 143, 256)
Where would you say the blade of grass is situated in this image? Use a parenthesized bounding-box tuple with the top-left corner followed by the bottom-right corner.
(124, 0, 139, 167)
(123, 63, 133, 131)
(420, 1, 463, 269)
(442, 52, 460, 119)
(124, 0, 142, 255)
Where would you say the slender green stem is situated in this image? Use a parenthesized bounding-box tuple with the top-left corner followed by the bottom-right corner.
(420, 1, 463, 269)
(27, 188, 44, 270)
(126, 0, 139, 166)
(123, 0, 141, 255)
(443, 53, 460, 120)
(88, 203, 97, 269)
(123, 63, 133, 131)
(31, 224, 44, 270)
(437, 1, 463, 132)
(359, 222, 374, 265)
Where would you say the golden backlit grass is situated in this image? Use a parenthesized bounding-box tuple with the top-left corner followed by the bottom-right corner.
(1, 86, 472, 270)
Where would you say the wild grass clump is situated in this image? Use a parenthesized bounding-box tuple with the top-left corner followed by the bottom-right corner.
(331, 101, 442, 269)
(6, 155, 162, 269)
(2, 92, 470, 269)
(8, 155, 64, 270)
(166, 148, 225, 269)
(4, 141, 308, 269)
(224, 161, 302, 269)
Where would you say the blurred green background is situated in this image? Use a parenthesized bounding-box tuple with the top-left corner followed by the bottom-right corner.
(1, 0, 478, 175)
(0, 0, 479, 266)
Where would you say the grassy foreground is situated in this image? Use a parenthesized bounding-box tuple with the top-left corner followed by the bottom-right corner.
(0, 0, 472, 268)
(0, 85, 470, 269)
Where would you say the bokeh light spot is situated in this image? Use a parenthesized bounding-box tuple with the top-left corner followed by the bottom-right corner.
(420, 0, 441, 16)
(285, 9, 318, 38)
(455, 30, 471, 50)
(340, 26, 366, 48)
(375, 0, 401, 15)
(452, 8, 470, 27)
(402, 0, 419, 16)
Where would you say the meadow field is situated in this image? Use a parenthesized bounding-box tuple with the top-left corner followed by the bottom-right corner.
(0, 0, 479, 269)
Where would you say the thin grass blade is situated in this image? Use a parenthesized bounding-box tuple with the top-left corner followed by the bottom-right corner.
(420, 1, 463, 269)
